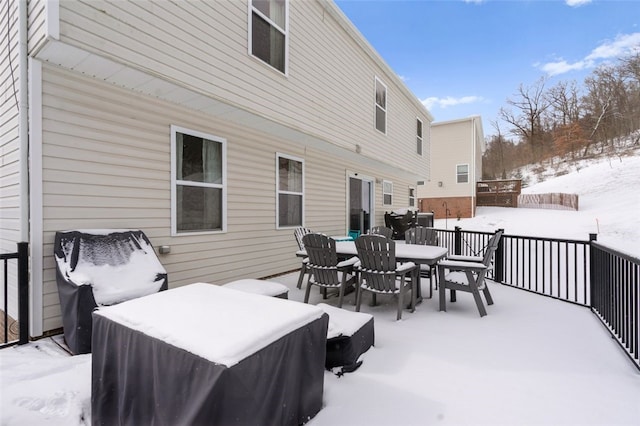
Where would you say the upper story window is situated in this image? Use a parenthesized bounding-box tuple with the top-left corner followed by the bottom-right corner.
(277, 153, 304, 228)
(382, 180, 393, 205)
(171, 125, 226, 235)
(457, 164, 469, 183)
(250, 0, 288, 74)
(416, 118, 423, 155)
(375, 77, 387, 134)
(409, 187, 415, 208)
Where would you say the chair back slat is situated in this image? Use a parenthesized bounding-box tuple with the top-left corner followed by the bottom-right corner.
(369, 226, 393, 239)
(355, 235, 397, 292)
(302, 233, 340, 286)
(405, 226, 438, 245)
(482, 230, 503, 266)
(294, 227, 312, 250)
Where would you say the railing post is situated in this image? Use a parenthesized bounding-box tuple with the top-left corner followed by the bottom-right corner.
(588, 233, 597, 309)
(454, 226, 462, 255)
(17, 242, 29, 345)
(495, 228, 505, 283)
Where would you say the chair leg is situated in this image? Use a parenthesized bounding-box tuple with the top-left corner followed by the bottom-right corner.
(296, 263, 308, 289)
(483, 285, 494, 306)
(355, 275, 363, 312)
(472, 288, 487, 317)
(304, 281, 313, 304)
(337, 273, 347, 308)
(397, 285, 404, 321)
(438, 267, 447, 312)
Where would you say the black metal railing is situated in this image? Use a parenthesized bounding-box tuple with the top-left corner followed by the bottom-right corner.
(590, 241, 639, 370)
(1, 242, 29, 348)
(433, 226, 638, 370)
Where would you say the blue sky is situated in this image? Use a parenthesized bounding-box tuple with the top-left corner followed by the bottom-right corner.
(334, 0, 640, 136)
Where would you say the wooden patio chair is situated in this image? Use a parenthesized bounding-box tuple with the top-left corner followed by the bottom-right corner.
(405, 226, 439, 298)
(354, 235, 419, 320)
(369, 226, 393, 239)
(294, 227, 313, 289)
(437, 230, 503, 317)
(302, 233, 358, 308)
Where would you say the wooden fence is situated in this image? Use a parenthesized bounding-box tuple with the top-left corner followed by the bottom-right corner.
(518, 193, 579, 211)
(476, 179, 522, 207)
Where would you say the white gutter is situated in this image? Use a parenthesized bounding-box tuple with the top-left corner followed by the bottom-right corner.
(19, 0, 28, 242)
(471, 116, 477, 216)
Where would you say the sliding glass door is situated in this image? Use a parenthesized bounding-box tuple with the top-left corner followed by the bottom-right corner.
(348, 175, 373, 235)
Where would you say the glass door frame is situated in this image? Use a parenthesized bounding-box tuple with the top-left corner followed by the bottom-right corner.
(346, 171, 375, 236)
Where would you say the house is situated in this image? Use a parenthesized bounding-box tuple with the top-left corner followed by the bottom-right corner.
(0, 0, 433, 338)
(417, 116, 484, 219)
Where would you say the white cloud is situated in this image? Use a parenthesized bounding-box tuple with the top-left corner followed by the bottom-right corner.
(421, 95, 484, 110)
(463, 0, 484, 4)
(539, 32, 640, 76)
(566, 0, 592, 7)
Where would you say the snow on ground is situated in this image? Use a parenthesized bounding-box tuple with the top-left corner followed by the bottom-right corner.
(441, 147, 640, 257)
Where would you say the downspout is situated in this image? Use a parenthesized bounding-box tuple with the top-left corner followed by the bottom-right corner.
(471, 117, 476, 217)
(19, 0, 29, 242)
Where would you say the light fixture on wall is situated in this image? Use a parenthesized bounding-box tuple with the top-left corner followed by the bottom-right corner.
(355, 144, 361, 154)
(438, 181, 443, 187)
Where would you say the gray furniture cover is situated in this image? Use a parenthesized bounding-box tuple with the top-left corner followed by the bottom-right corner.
(91, 284, 328, 426)
(54, 229, 167, 354)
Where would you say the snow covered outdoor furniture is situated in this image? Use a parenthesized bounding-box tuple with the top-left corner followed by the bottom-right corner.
(54, 229, 167, 355)
(438, 230, 503, 317)
(223, 278, 289, 298)
(91, 283, 328, 426)
(317, 303, 374, 370)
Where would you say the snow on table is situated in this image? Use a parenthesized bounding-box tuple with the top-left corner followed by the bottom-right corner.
(94, 283, 325, 366)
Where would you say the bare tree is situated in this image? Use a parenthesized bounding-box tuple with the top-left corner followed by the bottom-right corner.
(499, 77, 551, 162)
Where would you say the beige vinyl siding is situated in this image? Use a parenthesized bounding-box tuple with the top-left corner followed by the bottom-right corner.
(1, 0, 21, 250)
(38, 65, 416, 332)
(419, 119, 475, 199)
(53, 0, 429, 178)
(27, 0, 47, 54)
(0, 0, 20, 320)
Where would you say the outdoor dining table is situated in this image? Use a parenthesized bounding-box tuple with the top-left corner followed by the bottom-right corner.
(334, 241, 448, 301)
(297, 239, 448, 302)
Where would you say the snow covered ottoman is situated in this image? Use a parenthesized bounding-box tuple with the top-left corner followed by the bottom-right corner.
(54, 229, 168, 355)
(317, 303, 374, 370)
(91, 283, 328, 426)
(224, 278, 289, 299)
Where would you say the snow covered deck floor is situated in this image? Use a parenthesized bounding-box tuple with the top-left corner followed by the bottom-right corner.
(2, 272, 639, 425)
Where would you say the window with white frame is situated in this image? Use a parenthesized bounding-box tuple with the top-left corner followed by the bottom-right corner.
(250, 0, 287, 73)
(456, 164, 469, 183)
(171, 126, 226, 234)
(375, 77, 387, 134)
(277, 153, 304, 228)
(382, 180, 393, 205)
(416, 118, 423, 155)
(409, 186, 415, 208)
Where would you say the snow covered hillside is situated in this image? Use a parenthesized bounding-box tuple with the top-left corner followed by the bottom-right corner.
(436, 147, 640, 257)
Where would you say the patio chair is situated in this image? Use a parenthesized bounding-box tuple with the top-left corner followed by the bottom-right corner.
(405, 226, 439, 298)
(437, 230, 503, 317)
(302, 233, 358, 308)
(354, 235, 419, 320)
(54, 229, 168, 354)
(294, 227, 313, 289)
(368, 226, 393, 239)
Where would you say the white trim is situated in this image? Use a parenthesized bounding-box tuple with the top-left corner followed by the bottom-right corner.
(276, 152, 304, 229)
(408, 186, 416, 208)
(416, 117, 423, 156)
(382, 179, 393, 206)
(456, 163, 470, 184)
(346, 171, 375, 234)
(45, 0, 59, 40)
(28, 58, 43, 337)
(374, 76, 387, 135)
(170, 125, 227, 236)
(248, 0, 289, 75)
